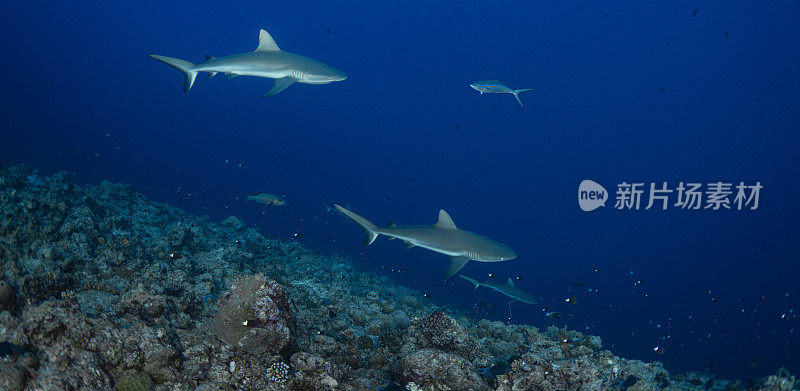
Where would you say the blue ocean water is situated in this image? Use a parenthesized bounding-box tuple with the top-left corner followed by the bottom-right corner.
(1, 0, 798, 380)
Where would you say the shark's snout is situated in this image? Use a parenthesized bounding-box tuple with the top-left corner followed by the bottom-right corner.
(497, 246, 517, 261)
(330, 69, 347, 82)
(306, 68, 347, 84)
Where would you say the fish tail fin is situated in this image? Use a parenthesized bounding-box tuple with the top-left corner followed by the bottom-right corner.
(512, 89, 533, 107)
(149, 55, 198, 93)
(459, 275, 481, 290)
(334, 204, 379, 246)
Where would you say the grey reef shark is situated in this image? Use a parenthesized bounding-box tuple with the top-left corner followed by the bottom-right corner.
(459, 275, 538, 304)
(150, 29, 347, 96)
(334, 204, 516, 278)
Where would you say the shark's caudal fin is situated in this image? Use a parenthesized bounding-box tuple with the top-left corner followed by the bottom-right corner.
(149, 55, 198, 93)
(335, 204, 379, 246)
(512, 89, 533, 107)
(459, 275, 481, 290)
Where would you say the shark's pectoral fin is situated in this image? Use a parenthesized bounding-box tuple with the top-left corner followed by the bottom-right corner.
(444, 256, 470, 279)
(264, 77, 295, 97)
(404, 241, 415, 249)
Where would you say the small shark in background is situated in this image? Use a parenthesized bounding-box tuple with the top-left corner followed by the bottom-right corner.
(246, 193, 285, 206)
(149, 29, 347, 96)
(459, 275, 538, 304)
(470, 80, 533, 107)
(334, 204, 516, 278)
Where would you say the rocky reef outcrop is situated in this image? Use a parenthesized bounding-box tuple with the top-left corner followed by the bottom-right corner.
(0, 165, 794, 390)
(211, 274, 296, 357)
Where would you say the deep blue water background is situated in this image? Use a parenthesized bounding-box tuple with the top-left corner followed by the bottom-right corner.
(1, 0, 798, 380)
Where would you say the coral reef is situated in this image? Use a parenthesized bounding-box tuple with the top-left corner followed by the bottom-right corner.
(0, 165, 794, 390)
(211, 274, 296, 357)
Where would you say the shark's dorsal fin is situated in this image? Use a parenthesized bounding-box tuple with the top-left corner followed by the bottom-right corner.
(435, 210, 457, 229)
(256, 29, 280, 52)
(506, 278, 515, 287)
(205, 54, 215, 61)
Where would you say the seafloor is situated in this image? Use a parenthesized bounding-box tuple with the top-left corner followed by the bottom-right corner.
(0, 165, 795, 391)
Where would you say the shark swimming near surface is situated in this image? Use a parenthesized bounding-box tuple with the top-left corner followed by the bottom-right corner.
(470, 80, 533, 107)
(334, 204, 516, 278)
(459, 275, 538, 304)
(149, 29, 347, 96)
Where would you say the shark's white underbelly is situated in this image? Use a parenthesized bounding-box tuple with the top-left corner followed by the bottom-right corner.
(383, 233, 466, 257)
(413, 242, 464, 256)
(199, 65, 290, 80)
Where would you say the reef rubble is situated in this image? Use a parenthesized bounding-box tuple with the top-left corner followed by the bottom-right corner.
(0, 165, 795, 391)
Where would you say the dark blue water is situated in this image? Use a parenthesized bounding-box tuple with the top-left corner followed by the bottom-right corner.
(1, 0, 798, 380)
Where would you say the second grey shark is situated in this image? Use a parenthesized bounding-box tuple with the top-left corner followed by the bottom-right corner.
(334, 204, 516, 278)
(149, 29, 346, 96)
(460, 275, 538, 304)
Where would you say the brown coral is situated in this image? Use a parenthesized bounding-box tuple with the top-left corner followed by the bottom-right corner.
(211, 274, 296, 357)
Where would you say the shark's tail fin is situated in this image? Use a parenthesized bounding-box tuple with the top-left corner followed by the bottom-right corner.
(459, 275, 481, 290)
(334, 204, 379, 246)
(512, 89, 533, 107)
(149, 55, 198, 93)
